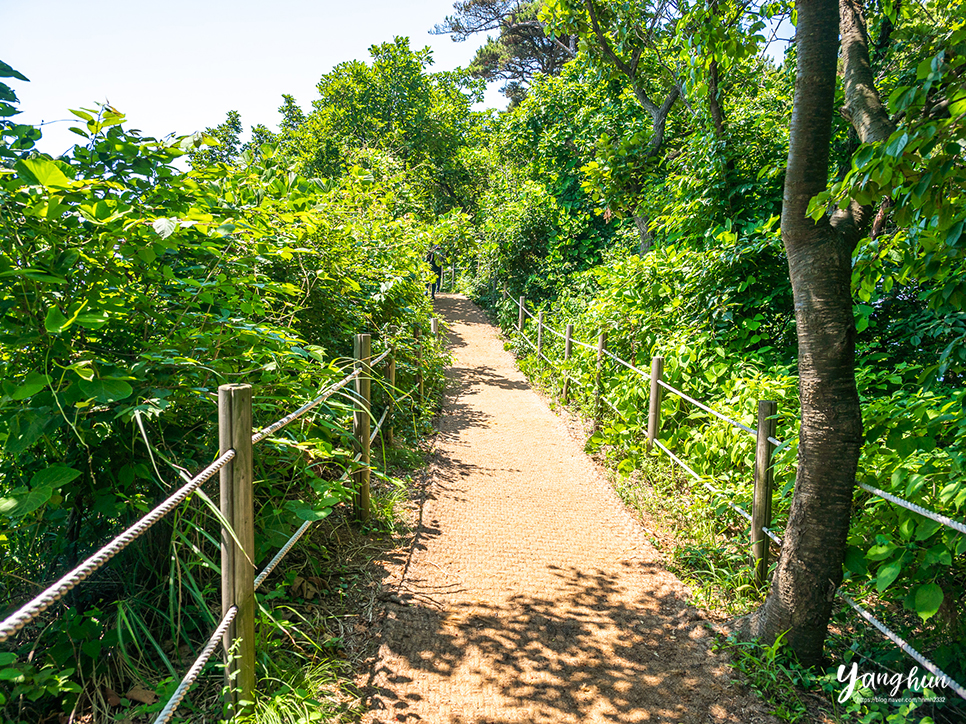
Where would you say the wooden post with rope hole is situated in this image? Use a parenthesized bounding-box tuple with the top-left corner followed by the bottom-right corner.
(353, 333, 371, 522)
(219, 384, 255, 716)
(752, 400, 778, 588)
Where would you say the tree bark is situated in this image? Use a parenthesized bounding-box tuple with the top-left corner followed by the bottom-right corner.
(832, 0, 896, 244)
(632, 213, 653, 254)
(739, 0, 864, 665)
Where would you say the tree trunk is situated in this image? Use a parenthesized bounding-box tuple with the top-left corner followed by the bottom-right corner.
(739, 0, 864, 665)
(632, 213, 653, 255)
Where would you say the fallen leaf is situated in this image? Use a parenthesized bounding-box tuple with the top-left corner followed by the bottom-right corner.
(103, 686, 122, 707)
(125, 686, 157, 705)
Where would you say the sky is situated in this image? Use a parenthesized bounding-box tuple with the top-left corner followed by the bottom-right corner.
(0, 0, 507, 155)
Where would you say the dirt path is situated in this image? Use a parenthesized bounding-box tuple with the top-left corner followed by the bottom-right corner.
(363, 294, 777, 724)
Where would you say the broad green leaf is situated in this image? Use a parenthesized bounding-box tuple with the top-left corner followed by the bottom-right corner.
(867, 542, 897, 560)
(11, 372, 50, 400)
(875, 558, 903, 592)
(915, 517, 943, 541)
(914, 583, 943, 621)
(946, 220, 964, 248)
(285, 500, 333, 522)
(79, 377, 134, 403)
(30, 466, 81, 489)
(44, 306, 69, 333)
(19, 158, 73, 189)
(0, 485, 54, 518)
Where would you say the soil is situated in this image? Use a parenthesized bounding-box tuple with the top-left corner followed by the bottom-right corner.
(360, 294, 781, 724)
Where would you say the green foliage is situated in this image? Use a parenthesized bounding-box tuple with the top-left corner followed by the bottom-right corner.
(0, 57, 448, 721)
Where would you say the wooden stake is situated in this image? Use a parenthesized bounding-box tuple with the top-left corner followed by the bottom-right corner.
(415, 326, 423, 402)
(647, 356, 664, 451)
(752, 400, 778, 589)
(431, 317, 439, 340)
(219, 384, 254, 715)
(595, 331, 607, 425)
(562, 324, 573, 403)
(353, 334, 371, 522)
(385, 353, 395, 447)
(518, 296, 525, 333)
(537, 311, 544, 362)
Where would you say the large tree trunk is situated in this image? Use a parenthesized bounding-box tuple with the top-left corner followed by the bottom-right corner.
(739, 0, 864, 664)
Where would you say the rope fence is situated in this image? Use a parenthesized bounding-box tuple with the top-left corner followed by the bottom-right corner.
(507, 294, 966, 702)
(1, 320, 443, 720)
(0, 450, 235, 643)
(153, 606, 238, 724)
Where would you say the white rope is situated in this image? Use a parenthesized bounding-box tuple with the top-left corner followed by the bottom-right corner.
(369, 407, 390, 444)
(839, 593, 966, 701)
(252, 368, 361, 445)
(518, 333, 534, 349)
(652, 440, 752, 522)
(0, 451, 235, 643)
(256, 453, 364, 591)
(254, 520, 313, 591)
(602, 395, 627, 420)
(762, 525, 783, 545)
(543, 323, 567, 341)
(601, 347, 651, 380)
(152, 606, 238, 724)
(657, 379, 758, 437)
(768, 436, 783, 447)
(569, 337, 599, 352)
(370, 348, 391, 367)
(859, 483, 966, 536)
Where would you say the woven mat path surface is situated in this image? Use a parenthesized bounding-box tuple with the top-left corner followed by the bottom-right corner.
(363, 294, 776, 724)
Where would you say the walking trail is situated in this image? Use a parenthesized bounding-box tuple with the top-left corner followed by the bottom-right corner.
(363, 294, 777, 724)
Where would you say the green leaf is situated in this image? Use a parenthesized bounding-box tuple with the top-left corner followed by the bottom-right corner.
(844, 545, 868, 576)
(867, 542, 897, 560)
(946, 220, 964, 248)
(915, 517, 942, 541)
(0, 653, 15, 666)
(0, 669, 22, 681)
(78, 378, 134, 403)
(12, 372, 50, 400)
(152, 217, 178, 239)
(0, 61, 29, 81)
(875, 558, 903, 592)
(0, 485, 54, 518)
(30, 466, 81, 489)
(18, 158, 73, 189)
(884, 132, 909, 158)
(44, 306, 69, 333)
(914, 583, 943, 621)
(284, 500, 333, 522)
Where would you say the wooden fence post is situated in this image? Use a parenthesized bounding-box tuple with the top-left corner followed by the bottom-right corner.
(537, 311, 544, 362)
(431, 318, 439, 340)
(518, 296, 525, 334)
(451, 260, 456, 291)
(647, 356, 664, 451)
(595, 331, 607, 425)
(219, 384, 255, 715)
(353, 334, 371, 522)
(752, 400, 778, 589)
(562, 323, 573, 403)
(385, 352, 395, 447)
(415, 326, 423, 402)
(502, 286, 508, 301)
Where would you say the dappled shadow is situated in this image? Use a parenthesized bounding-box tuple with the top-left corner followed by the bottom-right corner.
(365, 564, 764, 724)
